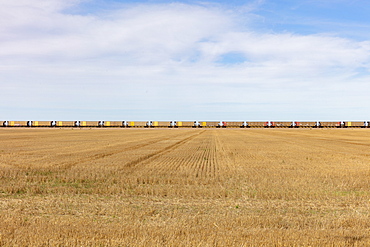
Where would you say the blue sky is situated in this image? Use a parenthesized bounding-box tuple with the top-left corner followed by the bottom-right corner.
(1, 0, 370, 121)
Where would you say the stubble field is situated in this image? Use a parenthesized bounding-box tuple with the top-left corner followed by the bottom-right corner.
(1, 128, 370, 246)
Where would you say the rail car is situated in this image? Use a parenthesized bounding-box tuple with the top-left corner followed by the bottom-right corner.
(31, 121, 54, 127)
(245, 122, 269, 128)
(55, 121, 77, 127)
(2, 121, 30, 127)
(198, 121, 222, 128)
(125, 121, 150, 128)
(271, 121, 294, 128)
(318, 122, 342, 128)
(343, 121, 367, 128)
(294, 122, 318, 128)
(175, 121, 196, 128)
(102, 121, 125, 127)
(79, 121, 101, 127)
(222, 121, 244, 128)
(150, 121, 172, 128)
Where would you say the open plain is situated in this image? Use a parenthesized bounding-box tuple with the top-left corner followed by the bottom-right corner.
(1, 128, 370, 246)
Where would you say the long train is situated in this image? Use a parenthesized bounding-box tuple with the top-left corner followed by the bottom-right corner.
(1, 121, 369, 128)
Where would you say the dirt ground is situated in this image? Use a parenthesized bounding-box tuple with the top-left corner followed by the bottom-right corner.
(1, 128, 370, 246)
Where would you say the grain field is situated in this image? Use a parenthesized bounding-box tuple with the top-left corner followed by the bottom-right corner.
(1, 128, 370, 246)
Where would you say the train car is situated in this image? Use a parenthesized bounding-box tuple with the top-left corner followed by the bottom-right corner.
(175, 121, 196, 128)
(125, 121, 149, 128)
(271, 121, 294, 128)
(198, 121, 221, 128)
(55, 121, 77, 127)
(245, 122, 268, 128)
(151, 121, 172, 128)
(198, 121, 206, 128)
(294, 122, 317, 128)
(319, 122, 342, 128)
(5, 121, 30, 127)
(31, 121, 54, 127)
(79, 121, 101, 127)
(103, 121, 124, 127)
(222, 121, 244, 128)
(344, 121, 366, 128)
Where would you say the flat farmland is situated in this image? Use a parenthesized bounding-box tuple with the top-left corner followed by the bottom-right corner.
(1, 128, 370, 246)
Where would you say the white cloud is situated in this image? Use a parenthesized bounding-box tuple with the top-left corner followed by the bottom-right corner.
(0, 0, 370, 120)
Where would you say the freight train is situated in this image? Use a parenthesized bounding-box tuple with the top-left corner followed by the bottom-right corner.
(1, 121, 369, 128)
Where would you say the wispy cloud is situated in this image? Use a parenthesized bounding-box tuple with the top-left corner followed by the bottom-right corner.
(0, 0, 369, 120)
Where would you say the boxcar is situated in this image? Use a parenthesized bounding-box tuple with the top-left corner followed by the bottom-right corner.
(6, 121, 30, 127)
(246, 122, 268, 128)
(31, 121, 53, 127)
(294, 122, 317, 128)
(344, 121, 366, 128)
(151, 121, 172, 128)
(319, 122, 342, 128)
(55, 121, 77, 127)
(126, 121, 149, 128)
(103, 121, 124, 127)
(222, 121, 244, 128)
(198, 121, 221, 128)
(271, 122, 293, 128)
(175, 121, 196, 128)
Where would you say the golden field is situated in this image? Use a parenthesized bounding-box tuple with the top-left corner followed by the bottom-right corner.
(0, 128, 370, 246)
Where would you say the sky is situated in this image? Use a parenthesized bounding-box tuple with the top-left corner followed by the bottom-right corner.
(1, 0, 370, 121)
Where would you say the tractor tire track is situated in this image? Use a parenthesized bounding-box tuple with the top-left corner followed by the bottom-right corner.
(55, 131, 199, 170)
(120, 130, 206, 170)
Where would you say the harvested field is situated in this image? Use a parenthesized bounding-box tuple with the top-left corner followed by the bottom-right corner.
(1, 128, 370, 246)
